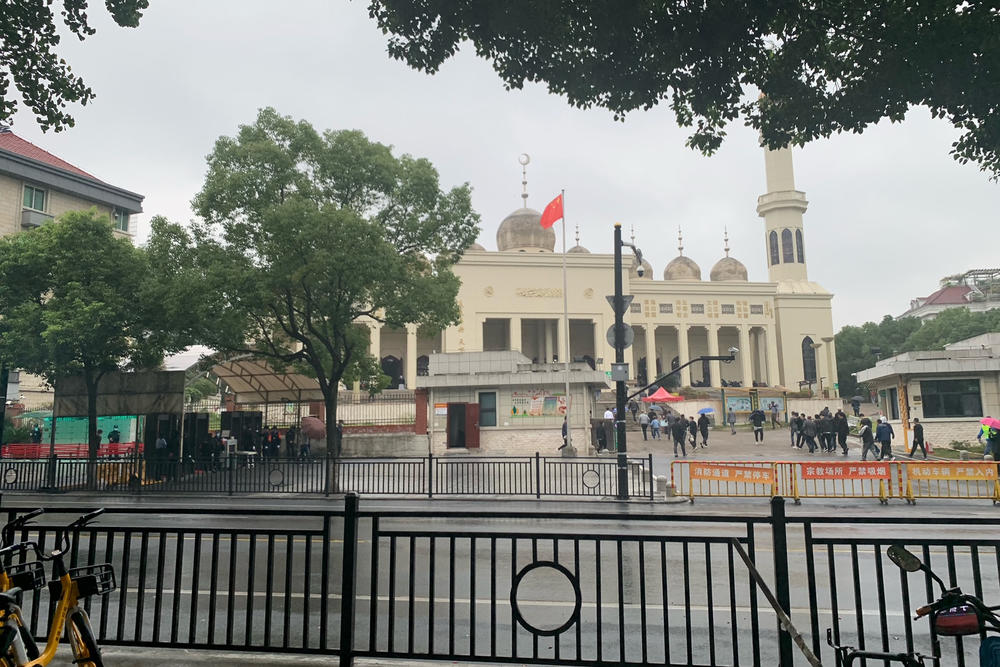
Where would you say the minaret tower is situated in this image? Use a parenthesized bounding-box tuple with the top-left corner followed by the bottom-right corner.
(756, 145, 809, 282)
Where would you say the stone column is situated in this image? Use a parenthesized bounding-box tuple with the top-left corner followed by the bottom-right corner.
(405, 324, 418, 389)
(677, 324, 691, 387)
(766, 326, 781, 387)
(707, 324, 721, 387)
(510, 316, 522, 352)
(544, 319, 553, 363)
(739, 325, 753, 386)
(644, 324, 657, 385)
(822, 336, 836, 397)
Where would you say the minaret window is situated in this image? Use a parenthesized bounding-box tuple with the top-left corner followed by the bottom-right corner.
(802, 336, 817, 382)
(796, 229, 805, 263)
(781, 229, 794, 263)
(768, 231, 779, 265)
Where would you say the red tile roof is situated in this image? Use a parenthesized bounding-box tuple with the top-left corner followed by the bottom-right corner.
(0, 129, 101, 182)
(922, 285, 973, 305)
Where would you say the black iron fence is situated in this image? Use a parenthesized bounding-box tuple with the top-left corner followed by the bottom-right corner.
(0, 499, 996, 666)
(0, 453, 655, 499)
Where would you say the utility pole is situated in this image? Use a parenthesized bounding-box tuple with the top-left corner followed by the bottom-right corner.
(612, 224, 628, 500)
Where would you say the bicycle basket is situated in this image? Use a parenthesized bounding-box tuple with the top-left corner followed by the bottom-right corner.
(5, 560, 44, 592)
(48, 564, 116, 598)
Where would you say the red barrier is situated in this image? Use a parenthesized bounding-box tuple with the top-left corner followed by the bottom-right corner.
(0, 442, 143, 458)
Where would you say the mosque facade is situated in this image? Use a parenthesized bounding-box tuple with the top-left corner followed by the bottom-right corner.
(367, 145, 839, 399)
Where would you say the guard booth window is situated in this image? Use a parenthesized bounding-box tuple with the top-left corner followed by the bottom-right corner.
(479, 392, 497, 427)
(920, 379, 983, 418)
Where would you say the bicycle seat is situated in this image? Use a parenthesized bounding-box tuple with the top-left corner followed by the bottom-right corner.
(0, 589, 23, 608)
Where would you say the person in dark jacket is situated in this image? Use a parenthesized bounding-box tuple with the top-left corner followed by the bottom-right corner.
(816, 414, 831, 452)
(858, 414, 877, 461)
(671, 416, 688, 457)
(875, 418, 895, 460)
(794, 413, 805, 448)
(801, 416, 818, 453)
(834, 410, 850, 455)
(749, 409, 766, 443)
(687, 416, 698, 449)
(697, 413, 710, 447)
(909, 418, 926, 459)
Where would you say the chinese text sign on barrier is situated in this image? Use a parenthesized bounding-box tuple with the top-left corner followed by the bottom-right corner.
(908, 463, 997, 481)
(801, 463, 890, 479)
(690, 465, 774, 484)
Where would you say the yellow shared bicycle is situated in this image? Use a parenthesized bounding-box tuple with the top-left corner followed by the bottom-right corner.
(0, 509, 114, 667)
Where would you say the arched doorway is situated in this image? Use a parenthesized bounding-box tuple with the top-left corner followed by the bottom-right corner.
(380, 355, 404, 388)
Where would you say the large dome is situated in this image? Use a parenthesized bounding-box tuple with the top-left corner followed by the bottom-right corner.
(467, 242, 486, 252)
(664, 256, 702, 280)
(710, 256, 748, 281)
(567, 244, 590, 254)
(496, 207, 555, 252)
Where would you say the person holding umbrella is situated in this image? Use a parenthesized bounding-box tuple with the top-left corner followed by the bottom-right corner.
(850, 396, 863, 417)
(697, 411, 710, 448)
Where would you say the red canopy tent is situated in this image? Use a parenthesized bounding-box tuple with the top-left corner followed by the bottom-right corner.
(641, 387, 684, 403)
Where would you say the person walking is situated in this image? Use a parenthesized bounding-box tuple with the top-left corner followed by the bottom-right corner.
(875, 418, 895, 460)
(794, 413, 806, 448)
(851, 398, 861, 417)
(749, 409, 766, 443)
(687, 416, 698, 450)
(650, 416, 661, 440)
(908, 418, 926, 459)
(858, 414, 878, 461)
(638, 411, 650, 440)
(727, 408, 737, 434)
(559, 417, 569, 450)
(818, 413, 834, 452)
(788, 412, 798, 447)
(697, 413, 710, 447)
(629, 399, 639, 422)
(802, 416, 818, 453)
(770, 403, 780, 429)
(835, 410, 850, 455)
(671, 415, 687, 457)
(984, 427, 999, 460)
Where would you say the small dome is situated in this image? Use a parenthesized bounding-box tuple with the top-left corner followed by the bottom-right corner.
(496, 207, 555, 252)
(567, 244, 590, 254)
(467, 242, 486, 251)
(710, 256, 748, 281)
(631, 256, 654, 280)
(663, 256, 702, 281)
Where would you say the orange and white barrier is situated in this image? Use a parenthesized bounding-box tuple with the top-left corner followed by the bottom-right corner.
(901, 462, 999, 504)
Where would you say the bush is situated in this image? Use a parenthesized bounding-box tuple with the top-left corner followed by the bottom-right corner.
(2, 416, 30, 444)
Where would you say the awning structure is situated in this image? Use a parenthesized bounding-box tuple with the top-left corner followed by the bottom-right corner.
(208, 358, 324, 404)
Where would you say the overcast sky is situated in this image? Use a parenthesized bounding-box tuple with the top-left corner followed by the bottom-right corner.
(8, 1, 999, 330)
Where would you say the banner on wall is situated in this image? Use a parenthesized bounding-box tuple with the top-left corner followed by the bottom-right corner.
(725, 396, 753, 413)
(511, 391, 567, 417)
(433, 403, 448, 416)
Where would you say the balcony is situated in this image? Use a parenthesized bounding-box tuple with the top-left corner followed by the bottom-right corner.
(21, 208, 53, 228)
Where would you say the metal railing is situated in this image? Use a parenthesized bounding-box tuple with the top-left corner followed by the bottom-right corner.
(0, 453, 655, 499)
(0, 498, 995, 666)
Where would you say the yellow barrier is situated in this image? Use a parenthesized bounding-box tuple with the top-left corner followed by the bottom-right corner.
(901, 462, 1000, 504)
(671, 461, 779, 503)
(790, 462, 891, 504)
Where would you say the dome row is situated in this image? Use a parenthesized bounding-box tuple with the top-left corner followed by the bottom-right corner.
(477, 206, 748, 282)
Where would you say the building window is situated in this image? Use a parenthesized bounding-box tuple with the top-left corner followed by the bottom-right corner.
(691, 304, 705, 314)
(920, 379, 982, 418)
(768, 231, 779, 265)
(659, 303, 673, 314)
(795, 229, 805, 263)
(887, 387, 900, 420)
(630, 303, 641, 313)
(23, 185, 46, 211)
(721, 304, 735, 315)
(478, 391, 497, 427)
(801, 337, 817, 382)
(750, 304, 764, 315)
(113, 208, 129, 233)
(781, 229, 794, 263)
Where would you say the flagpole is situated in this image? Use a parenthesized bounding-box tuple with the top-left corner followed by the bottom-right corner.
(560, 189, 574, 454)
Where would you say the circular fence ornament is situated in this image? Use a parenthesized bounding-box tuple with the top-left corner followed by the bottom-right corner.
(268, 467, 285, 488)
(509, 560, 581, 636)
(582, 468, 601, 490)
(3, 468, 17, 486)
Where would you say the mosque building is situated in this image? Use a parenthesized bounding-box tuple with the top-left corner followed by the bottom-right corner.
(369, 144, 840, 402)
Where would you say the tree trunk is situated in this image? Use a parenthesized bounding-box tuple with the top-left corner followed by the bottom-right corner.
(85, 374, 99, 491)
(324, 386, 340, 494)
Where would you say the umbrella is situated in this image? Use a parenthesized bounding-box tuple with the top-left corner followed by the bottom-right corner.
(850, 395, 865, 402)
(698, 407, 715, 414)
(641, 387, 684, 403)
(300, 416, 326, 440)
(981, 417, 1000, 430)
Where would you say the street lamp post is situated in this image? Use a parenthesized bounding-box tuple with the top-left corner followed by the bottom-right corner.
(612, 223, 629, 500)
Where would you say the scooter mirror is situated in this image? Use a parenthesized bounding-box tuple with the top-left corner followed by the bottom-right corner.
(887, 545, 923, 572)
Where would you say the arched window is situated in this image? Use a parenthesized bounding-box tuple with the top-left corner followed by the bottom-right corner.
(795, 229, 805, 263)
(768, 231, 779, 265)
(781, 229, 794, 263)
(801, 337, 817, 382)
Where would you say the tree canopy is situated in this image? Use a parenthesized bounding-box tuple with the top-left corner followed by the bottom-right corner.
(0, 209, 189, 478)
(1, 0, 148, 131)
(368, 2, 1000, 178)
(835, 308, 1000, 398)
(183, 108, 480, 453)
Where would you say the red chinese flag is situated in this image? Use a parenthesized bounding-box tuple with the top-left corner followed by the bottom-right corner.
(539, 194, 563, 229)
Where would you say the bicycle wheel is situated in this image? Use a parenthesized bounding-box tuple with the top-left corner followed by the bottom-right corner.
(66, 610, 103, 667)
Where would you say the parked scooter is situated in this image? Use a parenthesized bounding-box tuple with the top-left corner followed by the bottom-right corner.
(828, 544, 1000, 666)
